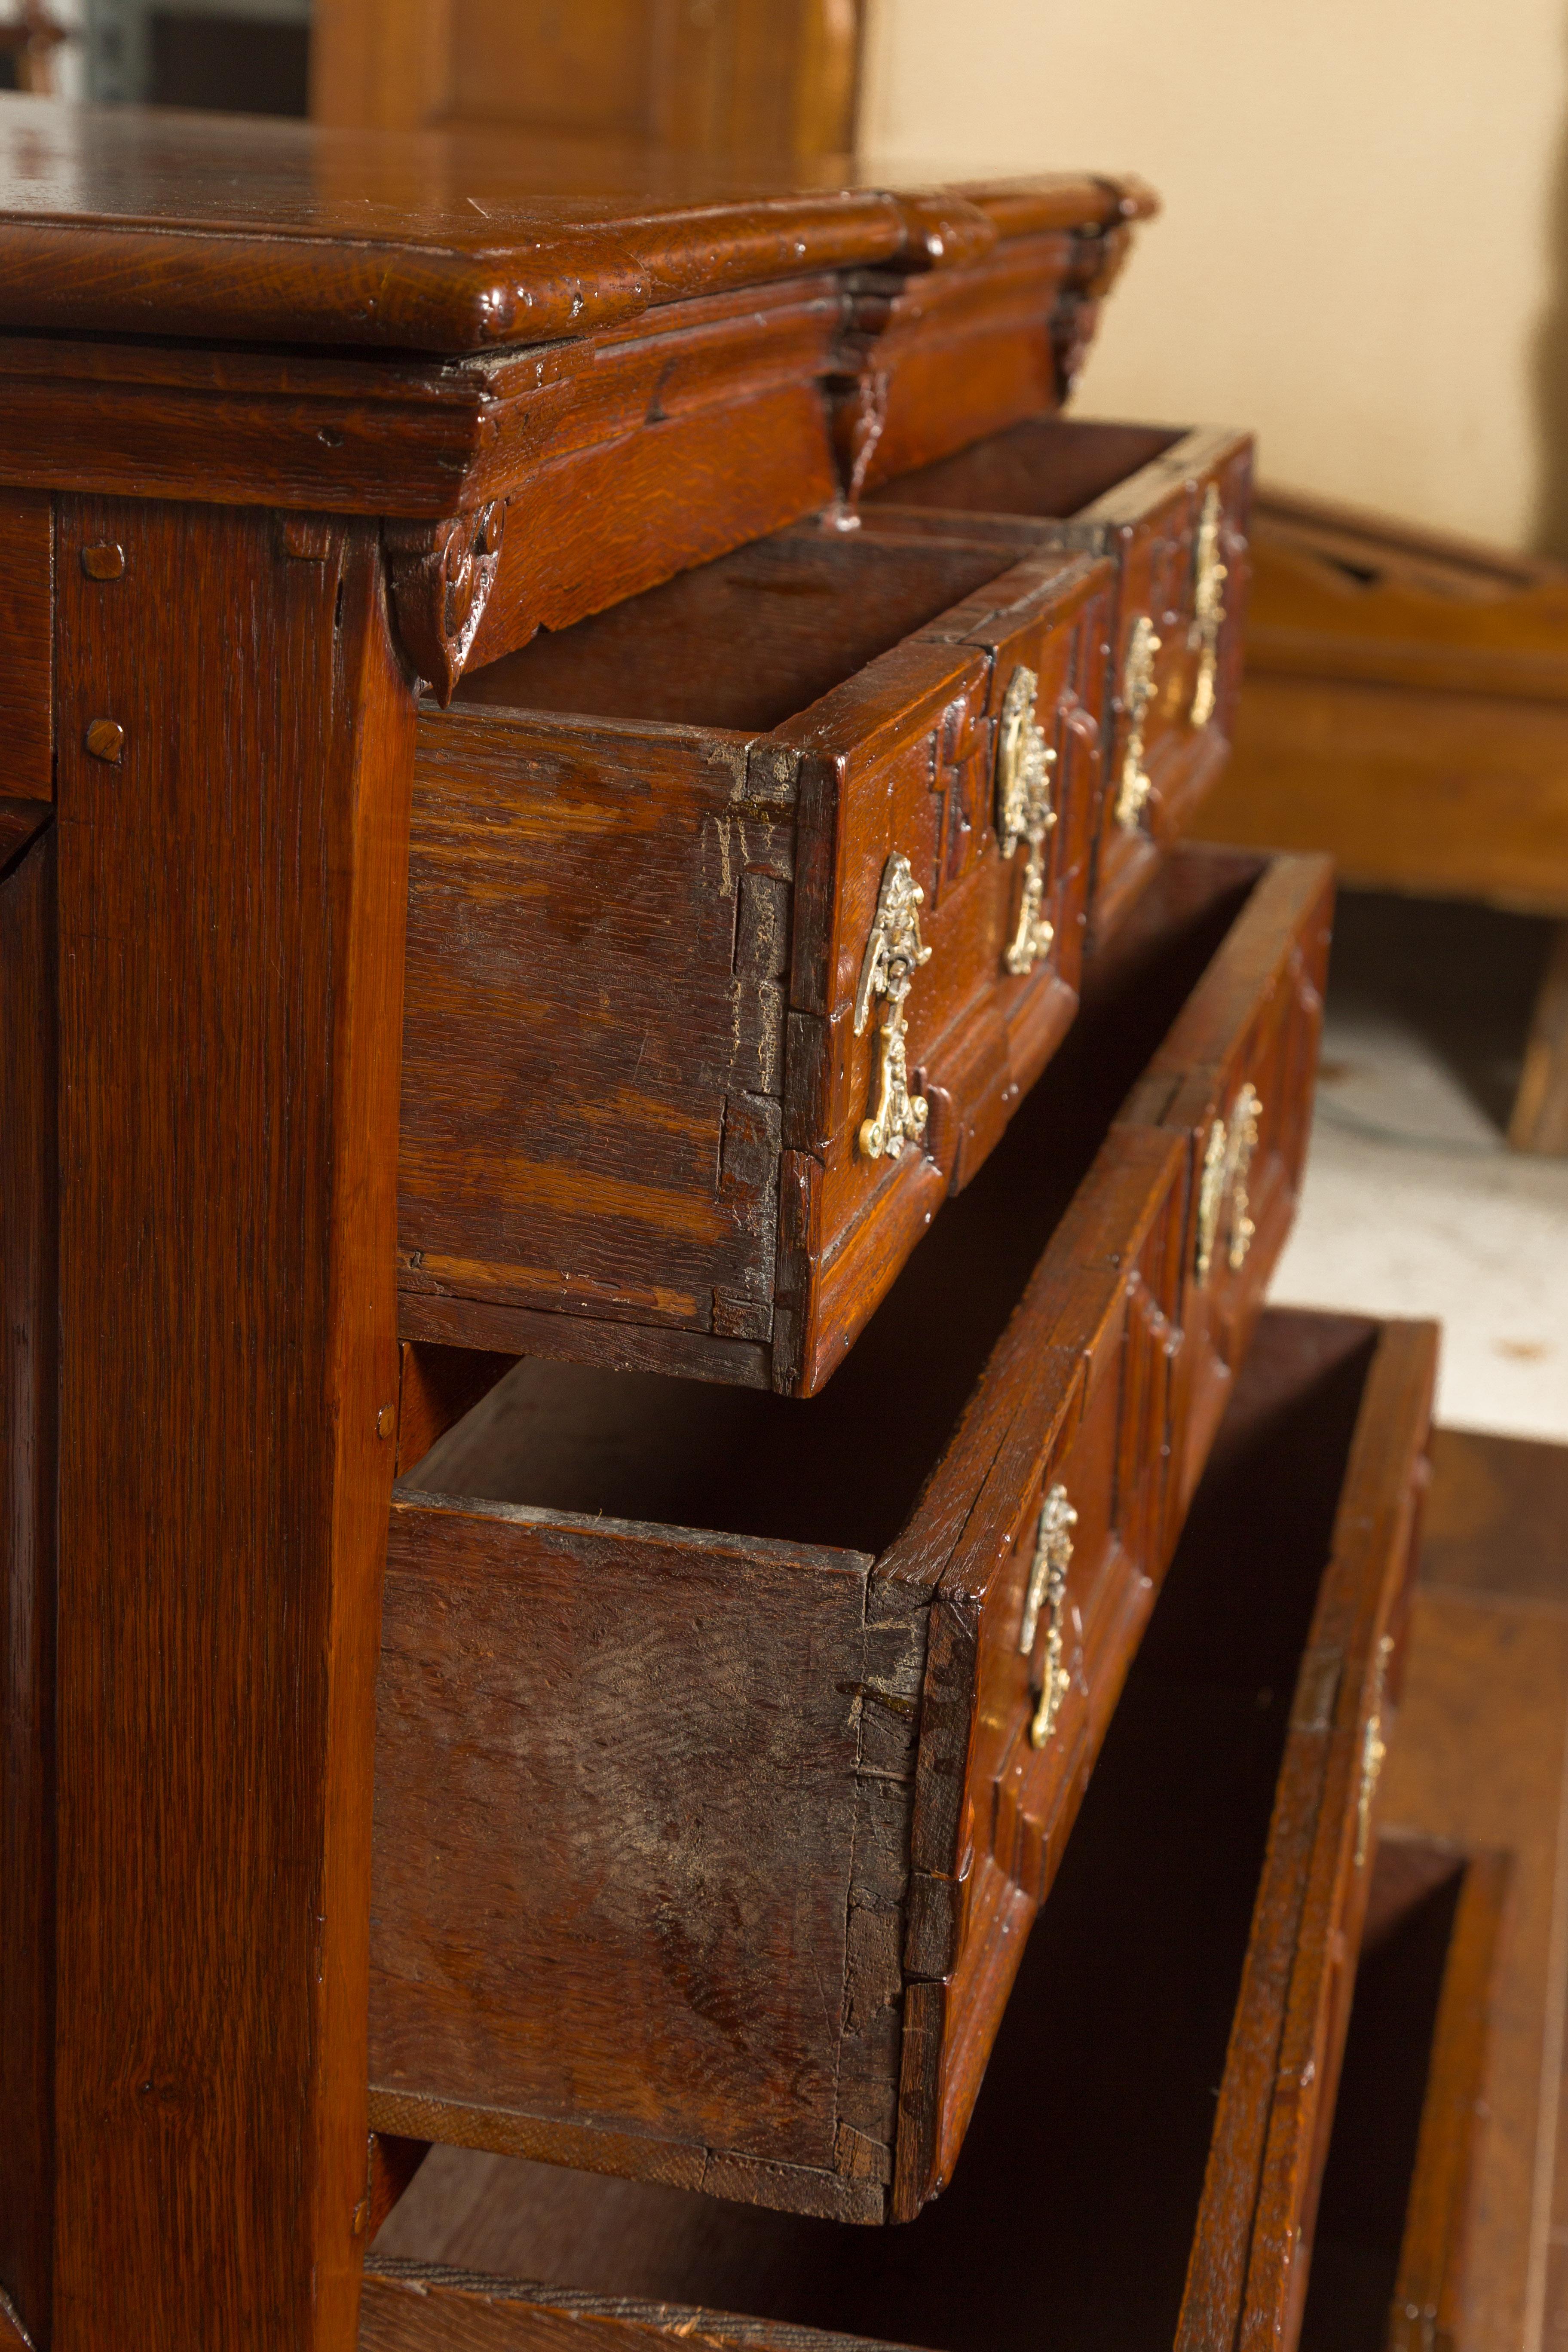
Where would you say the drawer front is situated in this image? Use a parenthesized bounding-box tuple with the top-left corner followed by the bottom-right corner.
(1121, 851, 1333, 1519)
(778, 547, 1114, 1394)
(1085, 428, 1253, 933)
(1177, 1313, 1436, 2351)
(361, 1312, 1437, 2350)
(886, 1127, 1188, 2216)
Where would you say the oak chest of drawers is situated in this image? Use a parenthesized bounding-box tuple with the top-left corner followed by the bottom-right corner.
(0, 92, 1461, 2352)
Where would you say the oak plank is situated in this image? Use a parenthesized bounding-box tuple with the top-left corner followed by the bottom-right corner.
(50, 499, 416, 2347)
(0, 487, 51, 802)
(0, 833, 56, 2340)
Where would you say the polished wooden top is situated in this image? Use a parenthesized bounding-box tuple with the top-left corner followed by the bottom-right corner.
(0, 95, 1155, 352)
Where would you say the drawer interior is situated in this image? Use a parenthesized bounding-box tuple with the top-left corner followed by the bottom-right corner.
(863, 417, 1186, 523)
(377, 1308, 1390, 2349)
(402, 845, 1262, 1556)
(446, 528, 1016, 733)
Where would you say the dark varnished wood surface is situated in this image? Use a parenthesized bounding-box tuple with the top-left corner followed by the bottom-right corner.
(0, 832, 56, 2343)
(0, 487, 51, 801)
(48, 501, 417, 2347)
(363, 1309, 1435, 2351)
(0, 96, 1153, 352)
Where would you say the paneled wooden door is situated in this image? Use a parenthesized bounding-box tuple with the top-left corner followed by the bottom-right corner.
(311, 0, 864, 161)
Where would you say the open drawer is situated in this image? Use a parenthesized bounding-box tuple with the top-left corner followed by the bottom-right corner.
(362, 1309, 1437, 2349)
(401, 524, 1113, 1399)
(369, 845, 1328, 2228)
(862, 419, 1254, 940)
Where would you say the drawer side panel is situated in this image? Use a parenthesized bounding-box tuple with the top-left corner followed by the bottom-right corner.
(370, 1496, 896, 2183)
(401, 713, 791, 1348)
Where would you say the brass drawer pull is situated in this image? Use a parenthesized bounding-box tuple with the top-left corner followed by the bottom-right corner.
(1196, 1081, 1261, 1282)
(1188, 483, 1228, 728)
(855, 850, 932, 1162)
(995, 664, 1058, 976)
(1020, 1482, 1078, 1749)
(1114, 613, 1161, 831)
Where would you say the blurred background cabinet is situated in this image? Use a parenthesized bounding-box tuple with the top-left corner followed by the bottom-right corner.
(310, 0, 864, 157)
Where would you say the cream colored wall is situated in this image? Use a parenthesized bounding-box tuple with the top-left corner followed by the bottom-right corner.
(860, 0, 1568, 551)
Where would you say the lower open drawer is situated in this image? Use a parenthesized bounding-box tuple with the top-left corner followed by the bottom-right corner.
(362, 1306, 1436, 2349)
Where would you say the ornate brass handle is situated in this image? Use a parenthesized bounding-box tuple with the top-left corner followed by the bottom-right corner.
(1114, 613, 1161, 832)
(854, 851, 932, 1162)
(1020, 1483, 1077, 1749)
(1355, 1634, 1396, 1867)
(1195, 1081, 1261, 1282)
(1188, 483, 1228, 729)
(995, 664, 1058, 976)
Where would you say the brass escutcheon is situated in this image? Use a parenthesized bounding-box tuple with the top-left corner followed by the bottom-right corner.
(1195, 1081, 1262, 1283)
(854, 851, 932, 1162)
(1114, 613, 1161, 831)
(994, 665, 1058, 977)
(1188, 483, 1228, 729)
(1020, 1483, 1077, 1749)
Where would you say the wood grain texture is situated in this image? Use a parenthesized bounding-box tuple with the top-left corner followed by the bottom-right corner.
(364, 1309, 1432, 2350)
(1195, 484, 1568, 919)
(1367, 1532, 1568, 2352)
(401, 529, 1113, 1395)
(50, 499, 417, 2348)
(0, 487, 51, 801)
(0, 833, 56, 2343)
(333, 0, 868, 161)
(0, 100, 1147, 352)
(368, 2135, 432, 2248)
(1200, 670, 1568, 916)
(1509, 922, 1568, 1154)
(374, 851, 1320, 2221)
(361, 2261, 915, 2352)
(862, 419, 1255, 942)
(395, 1344, 517, 1478)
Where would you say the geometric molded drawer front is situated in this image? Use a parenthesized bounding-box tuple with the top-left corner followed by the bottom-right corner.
(363, 1308, 1436, 2341)
(401, 524, 1115, 1399)
(370, 848, 1330, 2229)
(865, 419, 1255, 944)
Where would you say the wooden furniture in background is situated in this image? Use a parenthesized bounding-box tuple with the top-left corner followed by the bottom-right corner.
(1191, 484, 1568, 1153)
(0, 3, 67, 93)
(1303, 1834, 1512, 2352)
(311, 0, 864, 158)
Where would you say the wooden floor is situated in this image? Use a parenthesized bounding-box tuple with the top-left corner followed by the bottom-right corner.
(374, 1425, 1568, 2351)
